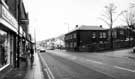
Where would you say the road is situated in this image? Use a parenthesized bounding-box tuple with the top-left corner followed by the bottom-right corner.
(39, 50, 135, 79)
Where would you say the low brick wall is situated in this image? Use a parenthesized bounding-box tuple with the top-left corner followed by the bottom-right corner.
(78, 41, 135, 52)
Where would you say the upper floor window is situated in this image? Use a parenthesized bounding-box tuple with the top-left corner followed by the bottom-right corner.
(73, 33, 76, 38)
(113, 31, 117, 38)
(70, 35, 72, 39)
(74, 42, 77, 47)
(120, 30, 124, 35)
(92, 32, 96, 38)
(103, 32, 106, 38)
(99, 32, 103, 38)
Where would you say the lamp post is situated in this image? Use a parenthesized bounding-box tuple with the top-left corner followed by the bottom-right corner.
(17, 24, 20, 68)
(34, 28, 36, 52)
(16, 0, 21, 68)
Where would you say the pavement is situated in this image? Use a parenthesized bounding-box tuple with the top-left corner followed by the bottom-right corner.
(1, 53, 47, 79)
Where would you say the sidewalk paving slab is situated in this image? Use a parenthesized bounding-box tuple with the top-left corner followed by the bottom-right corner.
(1, 53, 47, 79)
(24, 53, 44, 79)
(1, 62, 27, 79)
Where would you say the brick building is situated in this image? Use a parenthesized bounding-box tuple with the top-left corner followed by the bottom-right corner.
(65, 25, 108, 52)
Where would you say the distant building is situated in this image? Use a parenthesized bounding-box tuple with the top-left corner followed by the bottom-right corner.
(65, 25, 108, 52)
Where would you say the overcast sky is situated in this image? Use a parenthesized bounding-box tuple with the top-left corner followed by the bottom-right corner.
(23, 0, 135, 41)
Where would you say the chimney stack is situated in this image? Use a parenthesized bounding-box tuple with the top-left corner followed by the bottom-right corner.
(76, 25, 78, 28)
(100, 25, 102, 28)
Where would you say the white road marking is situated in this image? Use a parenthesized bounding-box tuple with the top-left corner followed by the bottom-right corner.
(40, 54, 55, 79)
(114, 66, 135, 73)
(86, 59, 104, 65)
(44, 68, 51, 79)
(0, 64, 9, 71)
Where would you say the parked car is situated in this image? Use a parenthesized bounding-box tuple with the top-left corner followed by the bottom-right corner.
(40, 49, 46, 52)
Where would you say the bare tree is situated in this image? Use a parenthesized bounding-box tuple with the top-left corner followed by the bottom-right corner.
(100, 3, 117, 49)
(121, 3, 135, 46)
(121, 3, 135, 29)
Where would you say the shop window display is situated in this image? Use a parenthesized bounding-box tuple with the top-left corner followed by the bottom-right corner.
(0, 29, 8, 68)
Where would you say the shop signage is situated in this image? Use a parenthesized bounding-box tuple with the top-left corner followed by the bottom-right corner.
(0, 4, 18, 30)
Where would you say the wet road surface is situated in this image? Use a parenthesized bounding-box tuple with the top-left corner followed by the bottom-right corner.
(39, 50, 135, 79)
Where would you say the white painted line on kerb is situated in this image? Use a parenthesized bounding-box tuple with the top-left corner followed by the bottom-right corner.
(43, 58, 55, 79)
(86, 59, 104, 65)
(44, 68, 51, 79)
(0, 64, 9, 71)
(40, 54, 55, 79)
(114, 66, 135, 73)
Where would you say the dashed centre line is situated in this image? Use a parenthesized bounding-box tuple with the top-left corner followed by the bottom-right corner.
(86, 59, 104, 65)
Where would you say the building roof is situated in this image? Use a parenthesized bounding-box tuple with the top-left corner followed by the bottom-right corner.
(77, 25, 105, 30)
(66, 25, 106, 34)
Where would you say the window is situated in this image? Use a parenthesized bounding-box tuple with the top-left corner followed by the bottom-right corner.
(92, 32, 96, 38)
(70, 42, 73, 48)
(120, 30, 124, 35)
(113, 31, 117, 38)
(103, 32, 106, 38)
(74, 42, 77, 47)
(73, 33, 76, 38)
(0, 29, 9, 68)
(99, 32, 103, 38)
(67, 35, 70, 40)
(69, 35, 72, 39)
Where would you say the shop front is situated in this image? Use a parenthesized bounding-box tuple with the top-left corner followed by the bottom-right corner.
(0, 29, 9, 69)
(0, 3, 18, 72)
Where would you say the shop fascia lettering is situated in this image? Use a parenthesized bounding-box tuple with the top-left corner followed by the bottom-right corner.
(0, 4, 18, 30)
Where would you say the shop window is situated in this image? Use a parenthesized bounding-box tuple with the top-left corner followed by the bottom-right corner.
(0, 29, 9, 68)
